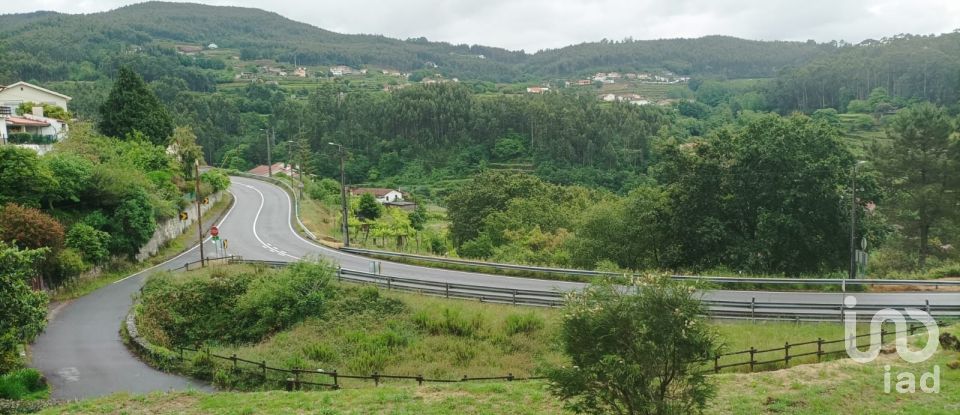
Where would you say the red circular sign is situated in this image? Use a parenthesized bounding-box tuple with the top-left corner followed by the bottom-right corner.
(210, 226, 219, 236)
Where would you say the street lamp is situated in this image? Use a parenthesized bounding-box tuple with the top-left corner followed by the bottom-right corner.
(329, 142, 350, 247)
(848, 160, 868, 284)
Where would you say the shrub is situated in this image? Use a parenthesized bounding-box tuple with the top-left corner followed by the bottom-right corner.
(234, 261, 333, 340)
(412, 307, 484, 337)
(547, 278, 718, 415)
(503, 312, 544, 335)
(307, 178, 341, 201)
(303, 344, 337, 363)
(429, 234, 448, 256)
(108, 190, 156, 256)
(65, 223, 110, 264)
(0, 368, 47, 400)
(0, 203, 65, 251)
(51, 248, 89, 284)
(201, 170, 231, 193)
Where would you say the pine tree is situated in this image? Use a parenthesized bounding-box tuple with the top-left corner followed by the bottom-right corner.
(97, 66, 174, 146)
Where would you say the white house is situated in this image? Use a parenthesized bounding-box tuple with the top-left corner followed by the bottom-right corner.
(0, 82, 71, 149)
(349, 187, 405, 203)
(0, 81, 71, 112)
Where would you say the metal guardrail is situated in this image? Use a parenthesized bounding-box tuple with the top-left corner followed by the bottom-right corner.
(224, 258, 960, 322)
(341, 247, 960, 288)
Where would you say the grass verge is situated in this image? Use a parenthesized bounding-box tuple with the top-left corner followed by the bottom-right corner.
(42, 325, 960, 414)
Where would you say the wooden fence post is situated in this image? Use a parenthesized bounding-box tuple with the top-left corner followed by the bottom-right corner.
(373, 372, 380, 386)
(507, 373, 514, 381)
(749, 347, 756, 372)
(332, 370, 338, 389)
(231, 354, 238, 372)
(714, 354, 720, 374)
(416, 374, 424, 386)
(784, 342, 790, 367)
(261, 361, 267, 379)
(294, 369, 300, 390)
(817, 338, 823, 362)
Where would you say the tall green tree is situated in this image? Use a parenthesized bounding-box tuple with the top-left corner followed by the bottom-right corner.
(356, 193, 382, 221)
(875, 103, 959, 269)
(0, 147, 57, 207)
(98, 66, 174, 146)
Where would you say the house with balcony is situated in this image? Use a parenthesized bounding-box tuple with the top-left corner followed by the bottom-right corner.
(0, 82, 71, 150)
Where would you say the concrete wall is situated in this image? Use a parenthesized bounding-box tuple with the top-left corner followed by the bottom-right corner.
(135, 191, 224, 261)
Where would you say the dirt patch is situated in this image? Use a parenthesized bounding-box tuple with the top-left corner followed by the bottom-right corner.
(870, 277, 960, 292)
(414, 387, 473, 404)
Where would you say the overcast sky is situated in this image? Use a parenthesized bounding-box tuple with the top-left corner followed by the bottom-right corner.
(9, 0, 960, 51)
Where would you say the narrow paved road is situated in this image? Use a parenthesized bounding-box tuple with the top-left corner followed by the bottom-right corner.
(31, 175, 960, 399)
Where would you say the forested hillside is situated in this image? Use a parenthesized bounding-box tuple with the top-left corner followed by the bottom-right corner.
(0, 1, 826, 84)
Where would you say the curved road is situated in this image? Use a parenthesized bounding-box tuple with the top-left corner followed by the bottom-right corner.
(32, 176, 960, 399)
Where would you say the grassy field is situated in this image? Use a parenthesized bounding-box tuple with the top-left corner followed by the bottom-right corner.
(44, 325, 960, 414)
(135, 263, 860, 391)
(49, 193, 233, 302)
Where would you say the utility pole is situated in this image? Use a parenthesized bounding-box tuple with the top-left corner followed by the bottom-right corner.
(329, 142, 350, 247)
(267, 128, 273, 177)
(194, 160, 205, 267)
(849, 161, 866, 281)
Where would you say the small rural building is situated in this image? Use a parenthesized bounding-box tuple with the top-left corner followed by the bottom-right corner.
(383, 200, 417, 212)
(0, 81, 71, 111)
(349, 187, 405, 203)
(0, 82, 71, 148)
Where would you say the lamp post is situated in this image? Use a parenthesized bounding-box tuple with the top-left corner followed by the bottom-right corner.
(329, 142, 350, 247)
(849, 161, 867, 282)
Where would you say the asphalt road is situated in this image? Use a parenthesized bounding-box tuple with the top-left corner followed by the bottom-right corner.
(30, 175, 960, 399)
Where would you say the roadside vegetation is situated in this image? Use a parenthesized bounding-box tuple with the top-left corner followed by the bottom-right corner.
(134, 262, 857, 391)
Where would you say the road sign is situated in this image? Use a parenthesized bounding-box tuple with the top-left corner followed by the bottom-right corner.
(212, 236, 220, 241)
(179, 211, 188, 221)
(202, 197, 209, 205)
(210, 226, 219, 236)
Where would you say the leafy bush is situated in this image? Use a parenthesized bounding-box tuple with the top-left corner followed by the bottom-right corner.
(0, 368, 47, 400)
(65, 223, 110, 264)
(429, 234, 448, 256)
(547, 278, 718, 415)
(51, 248, 89, 284)
(234, 261, 333, 340)
(412, 307, 484, 337)
(0, 203, 65, 251)
(503, 312, 544, 335)
(201, 170, 231, 193)
(306, 178, 341, 201)
(303, 343, 337, 363)
(108, 190, 156, 256)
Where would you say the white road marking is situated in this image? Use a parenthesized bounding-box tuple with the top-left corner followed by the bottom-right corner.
(242, 183, 300, 260)
(58, 367, 80, 382)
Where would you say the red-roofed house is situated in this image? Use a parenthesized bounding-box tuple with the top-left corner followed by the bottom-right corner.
(248, 162, 294, 177)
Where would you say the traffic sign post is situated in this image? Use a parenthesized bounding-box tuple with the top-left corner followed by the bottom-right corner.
(210, 226, 219, 237)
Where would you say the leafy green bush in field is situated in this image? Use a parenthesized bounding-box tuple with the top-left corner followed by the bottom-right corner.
(412, 307, 484, 337)
(234, 261, 333, 340)
(0, 368, 48, 400)
(303, 344, 337, 363)
(504, 312, 544, 335)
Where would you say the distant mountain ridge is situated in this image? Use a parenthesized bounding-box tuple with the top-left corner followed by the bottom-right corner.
(0, 2, 832, 82)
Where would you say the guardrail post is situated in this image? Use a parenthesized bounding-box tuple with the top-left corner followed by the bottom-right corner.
(784, 342, 790, 367)
(445, 283, 450, 298)
(925, 300, 931, 316)
(749, 347, 756, 372)
(750, 297, 755, 322)
(512, 289, 517, 305)
(817, 338, 823, 362)
(387, 276, 392, 290)
(337, 266, 342, 282)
